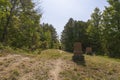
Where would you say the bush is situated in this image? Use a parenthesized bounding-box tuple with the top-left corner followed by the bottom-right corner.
(0, 43, 4, 49)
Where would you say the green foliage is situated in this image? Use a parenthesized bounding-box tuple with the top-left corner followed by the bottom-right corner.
(0, 0, 120, 58)
(87, 1, 120, 57)
(101, 0, 120, 57)
(61, 3, 120, 58)
(61, 18, 88, 52)
(0, 0, 58, 51)
(87, 8, 103, 54)
(0, 0, 11, 18)
(40, 23, 59, 49)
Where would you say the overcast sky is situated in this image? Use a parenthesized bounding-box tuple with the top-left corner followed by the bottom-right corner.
(41, 0, 109, 37)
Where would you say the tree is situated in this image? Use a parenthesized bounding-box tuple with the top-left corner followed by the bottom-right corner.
(40, 23, 59, 49)
(0, 0, 59, 51)
(102, 0, 120, 57)
(0, 0, 42, 50)
(86, 7, 103, 54)
(0, 0, 11, 42)
(61, 18, 88, 52)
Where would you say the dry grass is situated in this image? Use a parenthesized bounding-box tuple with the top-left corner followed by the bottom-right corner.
(60, 55, 120, 80)
(0, 49, 120, 80)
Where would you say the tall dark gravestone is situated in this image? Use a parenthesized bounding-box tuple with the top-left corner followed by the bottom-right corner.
(72, 42, 85, 63)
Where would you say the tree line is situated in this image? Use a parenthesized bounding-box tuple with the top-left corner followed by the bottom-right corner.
(0, 0, 120, 58)
(61, 0, 120, 58)
(0, 0, 59, 51)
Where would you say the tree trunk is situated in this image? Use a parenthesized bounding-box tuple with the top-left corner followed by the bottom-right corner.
(1, 0, 17, 44)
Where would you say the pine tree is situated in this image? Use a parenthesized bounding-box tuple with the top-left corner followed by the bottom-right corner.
(102, 0, 120, 57)
(87, 7, 103, 54)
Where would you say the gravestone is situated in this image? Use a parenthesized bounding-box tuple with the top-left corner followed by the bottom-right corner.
(86, 47, 92, 55)
(72, 42, 85, 62)
(73, 42, 82, 54)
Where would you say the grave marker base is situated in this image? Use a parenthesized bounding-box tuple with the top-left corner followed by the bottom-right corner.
(72, 54, 84, 61)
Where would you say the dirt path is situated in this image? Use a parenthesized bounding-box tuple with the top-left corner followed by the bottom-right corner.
(49, 59, 62, 80)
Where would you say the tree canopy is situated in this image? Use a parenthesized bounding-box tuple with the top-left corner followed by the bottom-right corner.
(0, 0, 120, 58)
(61, 0, 120, 58)
(61, 18, 88, 52)
(0, 0, 59, 51)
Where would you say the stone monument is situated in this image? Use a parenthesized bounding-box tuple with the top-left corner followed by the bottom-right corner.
(86, 47, 92, 55)
(72, 42, 85, 62)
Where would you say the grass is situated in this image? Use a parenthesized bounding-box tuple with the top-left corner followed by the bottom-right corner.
(59, 55, 120, 80)
(38, 49, 62, 59)
(39, 49, 120, 80)
(0, 49, 120, 80)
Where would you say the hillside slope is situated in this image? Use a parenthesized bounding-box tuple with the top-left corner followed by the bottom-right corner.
(0, 49, 120, 80)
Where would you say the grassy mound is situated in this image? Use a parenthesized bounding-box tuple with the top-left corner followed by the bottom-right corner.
(0, 49, 120, 80)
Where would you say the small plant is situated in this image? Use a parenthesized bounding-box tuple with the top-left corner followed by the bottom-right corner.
(0, 62, 3, 65)
(12, 69, 19, 76)
(4, 63, 9, 67)
(0, 54, 2, 57)
(9, 70, 20, 80)
(74, 68, 77, 71)
(0, 43, 4, 49)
